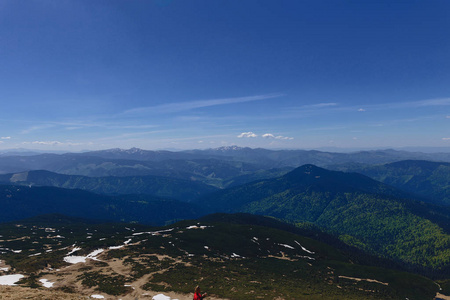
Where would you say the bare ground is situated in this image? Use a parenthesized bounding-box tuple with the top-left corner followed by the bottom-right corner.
(5, 247, 229, 300)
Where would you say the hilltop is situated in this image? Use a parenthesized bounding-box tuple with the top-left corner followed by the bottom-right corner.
(0, 214, 441, 300)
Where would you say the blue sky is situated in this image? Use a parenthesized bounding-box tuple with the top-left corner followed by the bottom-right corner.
(0, 0, 449, 151)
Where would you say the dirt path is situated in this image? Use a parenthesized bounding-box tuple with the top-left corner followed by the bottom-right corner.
(436, 293, 450, 300)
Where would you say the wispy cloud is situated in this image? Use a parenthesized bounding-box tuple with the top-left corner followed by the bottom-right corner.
(1, 136, 11, 139)
(412, 98, 450, 107)
(443, 138, 450, 141)
(358, 108, 366, 112)
(301, 102, 337, 109)
(351, 97, 450, 111)
(289, 102, 337, 111)
(237, 132, 257, 138)
(22, 141, 83, 146)
(262, 133, 293, 140)
(21, 124, 55, 134)
(124, 94, 283, 115)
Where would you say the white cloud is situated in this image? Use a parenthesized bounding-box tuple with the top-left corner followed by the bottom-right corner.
(124, 93, 283, 115)
(358, 108, 366, 112)
(237, 132, 257, 138)
(1, 136, 11, 139)
(443, 138, 450, 141)
(31, 141, 63, 145)
(262, 133, 293, 140)
(275, 136, 294, 140)
(446, 115, 450, 119)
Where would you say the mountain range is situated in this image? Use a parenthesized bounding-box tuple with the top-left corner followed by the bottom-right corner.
(339, 160, 450, 206)
(1, 147, 450, 298)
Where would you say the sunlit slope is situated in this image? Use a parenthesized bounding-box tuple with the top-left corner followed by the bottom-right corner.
(344, 160, 450, 206)
(197, 165, 450, 272)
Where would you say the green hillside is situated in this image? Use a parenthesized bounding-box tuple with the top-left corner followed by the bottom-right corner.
(342, 160, 450, 206)
(197, 165, 450, 274)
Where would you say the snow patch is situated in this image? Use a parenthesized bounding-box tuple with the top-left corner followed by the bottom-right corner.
(186, 225, 209, 230)
(133, 228, 174, 236)
(278, 243, 295, 249)
(152, 294, 179, 300)
(294, 240, 315, 254)
(0, 274, 24, 285)
(90, 295, 105, 299)
(64, 249, 104, 264)
(39, 278, 54, 288)
(109, 245, 124, 250)
(231, 253, 244, 258)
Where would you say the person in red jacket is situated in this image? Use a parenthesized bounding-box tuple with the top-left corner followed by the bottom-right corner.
(193, 286, 207, 300)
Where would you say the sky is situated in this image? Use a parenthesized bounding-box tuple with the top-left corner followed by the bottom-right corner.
(0, 0, 449, 151)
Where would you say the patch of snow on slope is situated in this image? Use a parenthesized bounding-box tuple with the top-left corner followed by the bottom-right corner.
(231, 253, 244, 258)
(132, 228, 174, 236)
(186, 225, 210, 230)
(278, 244, 295, 249)
(294, 240, 315, 254)
(152, 294, 179, 300)
(64, 249, 104, 264)
(39, 278, 54, 288)
(0, 274, 24, 285)
(90, 295, 105, 299)
(109, 245, 124, 250)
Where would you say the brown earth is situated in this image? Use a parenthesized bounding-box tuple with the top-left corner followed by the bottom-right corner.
(0, 247, 228, 300)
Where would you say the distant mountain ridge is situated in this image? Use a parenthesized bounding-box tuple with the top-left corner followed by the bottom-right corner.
(341, 160, 450, 206)
(0, 170, 218, 202)
(2, 146, 450, 176)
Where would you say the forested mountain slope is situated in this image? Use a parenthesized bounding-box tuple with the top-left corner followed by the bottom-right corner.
(197, 165, 450, 274)
(341, 160, 450, 206)
(0, 170, 218, 202)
